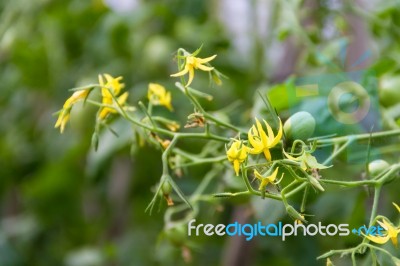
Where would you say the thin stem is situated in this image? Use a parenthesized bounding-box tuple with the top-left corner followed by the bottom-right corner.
(301, 185, 309, 213)
(317, 129, 400, 145)
(323, 138, 354, 165)
(320, 179, 377, 187)
(369, 186, 381, 227)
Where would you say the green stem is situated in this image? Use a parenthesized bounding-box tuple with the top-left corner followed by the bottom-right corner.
(320, 179, 377, 187)
(317, 129, 400, 145)
(369, 185, 381, 227)
(301, 185, 309, 213)
(323, 138, 354, 165)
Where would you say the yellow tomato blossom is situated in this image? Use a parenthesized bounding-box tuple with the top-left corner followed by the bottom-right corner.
(55, 111, 71, 134)
(248, 118, 283, 161)
(55, 89, 90, 133)
(365, 218, 400, 247)
(98, 92, 129, 120)
(170, 54, 216, 87)
(98, 73, 127, 120)
(226, 141, 248, 176)
(147, 83, 173, 111)
(253, 167, 281, 191)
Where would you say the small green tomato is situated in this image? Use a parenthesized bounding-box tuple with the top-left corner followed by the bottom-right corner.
(379, 76, 400, 107)
(161, 180, 172, 195)
(368, 159, 390, 177)
(284, 111, 316, 141)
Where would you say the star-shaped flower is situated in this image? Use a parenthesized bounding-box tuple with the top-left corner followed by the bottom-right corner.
(253, 167, 282, 191)
(147, 83, 173, 111)
(55, 89, 90, 133)
(365, 218, 400, 247)
(170, 52, 216, 87)
(226, 141, 248, 176)
(248, 118, 283, 161)
(97, 73, 128, 120)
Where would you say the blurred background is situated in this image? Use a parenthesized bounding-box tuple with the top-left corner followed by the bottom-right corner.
(1, 0, 400, 265)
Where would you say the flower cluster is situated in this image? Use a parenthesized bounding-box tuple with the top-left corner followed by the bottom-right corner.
(98, 74, 128, 120)
(54, 73, 129, 133)
(225, 118, 283, 179)
(225, 115, 328, 195)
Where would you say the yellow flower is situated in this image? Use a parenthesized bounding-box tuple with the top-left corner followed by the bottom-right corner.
(55, 89, 90, 133)
(63, 90, 90, 109)
(365, 218, 400, 247)
(170, 54, 216, 87)
(248, 118, 283, 161)
(254, 167, 281, 191)
(54, 111, 70, 134)
(147, 83, 173, 111)
(283, 150, 329, 171)
(97, 73, 126, 120)
(226, 141, 248, 176)
(98, 91, 129, 120)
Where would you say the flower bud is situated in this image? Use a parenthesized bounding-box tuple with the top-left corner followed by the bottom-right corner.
(286, 205, 306, 223)
(284, 111, 316, 141)
(91, 132, 99, 151)
(308, 175, 325, 192)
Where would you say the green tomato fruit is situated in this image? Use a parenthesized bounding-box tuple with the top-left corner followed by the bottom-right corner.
(284, 111, 316, 141)
(368, 159, 390, 177)
(379, 76, 400, 107)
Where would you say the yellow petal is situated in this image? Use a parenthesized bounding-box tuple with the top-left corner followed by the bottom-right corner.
(55, 110, 70, 134)
(267, 167, 279, 182)
(254, 169, 263, 181)
(163, 92, 173, 111)
(170, 65, 189, 77)
(391, 236, 398, 247)
(247, 126, 263, 154)
(98, 74, 105, 87)
(117, 92, 129, 105)
(187, 67, 194, 86)
(98, 108, 111, 120)
(393, 202, 400, 213)
(258, 178, 269, 191)
(270, 118, 283, 147)
(365, 234, 390, 244)
(255, 118, 268, 145)
(377, 219, 390, 231)
(104, 73, 113, 82)
(196, 64, 214, 71)
(263, 148, 272, 161)
(196, 54, 217, 64)
(264, 119, 275, 145)
(233, 160, 240, 176)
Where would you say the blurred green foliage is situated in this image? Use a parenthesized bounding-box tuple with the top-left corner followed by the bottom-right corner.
(1, 0, 400, 265)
